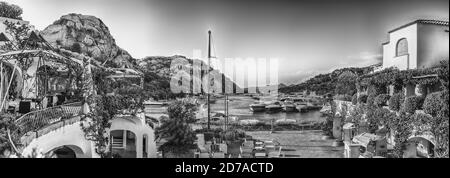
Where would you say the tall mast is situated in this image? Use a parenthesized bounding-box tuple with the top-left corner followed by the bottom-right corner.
(207, 30, 211, 130)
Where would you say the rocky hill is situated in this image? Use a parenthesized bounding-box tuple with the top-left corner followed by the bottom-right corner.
(138, 55, 240, 95)
(39, 13, 239, 99)
(40, 13, 137, 68)
(279, 66, 376, 95)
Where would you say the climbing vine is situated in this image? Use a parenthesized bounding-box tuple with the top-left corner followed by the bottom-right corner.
(344, 60, 449, 158)
(79, 61, 154, 157)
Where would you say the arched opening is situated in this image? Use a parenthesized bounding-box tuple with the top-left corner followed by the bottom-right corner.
(396, 38, 408, 56)
(143, 134, 148, 158)
(110, 130, 137, 158)
(404, 137, 435, 158)
(47, 145, 84, 158)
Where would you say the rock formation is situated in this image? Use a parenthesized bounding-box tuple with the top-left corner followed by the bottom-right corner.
(40, 13, 136, 68)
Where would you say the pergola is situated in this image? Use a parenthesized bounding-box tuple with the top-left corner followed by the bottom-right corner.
(0, 31, 84, 112)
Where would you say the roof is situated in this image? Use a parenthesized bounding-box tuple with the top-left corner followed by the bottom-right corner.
(0, 49, 82, 67)
(352, 133, 384, 147)
(388, 19, 449, 33)
(105, 68, 143, 79)
(343, 123, 355, 129)
(383, 19, 449, 45)
(412, 74, 439, 79)
(110, 68, 143, 75)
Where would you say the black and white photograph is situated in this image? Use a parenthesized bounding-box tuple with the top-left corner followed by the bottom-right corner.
(0, 0, 448, 170)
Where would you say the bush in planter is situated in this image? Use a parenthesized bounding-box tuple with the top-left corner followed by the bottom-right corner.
(351, 94, 358, 105)
(402, 95, 425, 114)
(374, 94, 391, 107)
(367, 94, 377, 106)
(389, 93, 404, 111)
(423, 91, 444, 117)
(357, 94, 368, 104)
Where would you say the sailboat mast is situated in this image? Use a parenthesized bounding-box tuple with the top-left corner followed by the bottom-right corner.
(207, 30, 211, 130)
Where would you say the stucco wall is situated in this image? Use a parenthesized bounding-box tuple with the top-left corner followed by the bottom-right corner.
(382, 24, 418, 70)
(110, 114, 157, 158)
(21, 114, 157, 158)
(22, 119, 95, 158)
(417, 24, 449, 69)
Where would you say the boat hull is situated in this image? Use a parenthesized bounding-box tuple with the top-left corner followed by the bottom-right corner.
(250, 105, 266, 112)
(266, 106, 283, 113)
(283, 105, 297, 112)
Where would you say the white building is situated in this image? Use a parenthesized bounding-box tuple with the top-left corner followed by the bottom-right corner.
(382, 19, 449, 70)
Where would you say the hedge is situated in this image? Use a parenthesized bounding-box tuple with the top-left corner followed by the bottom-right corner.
(423, 91, 444, 117)
(351, 94, 358, 105)
(389, 93, 404, 111)
(402, 95, 425, 114)
(374, 94, 391, 107)
(367, 94, 377, 106)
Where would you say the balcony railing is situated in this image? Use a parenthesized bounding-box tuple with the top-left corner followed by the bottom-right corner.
(14, 102, 84, 136)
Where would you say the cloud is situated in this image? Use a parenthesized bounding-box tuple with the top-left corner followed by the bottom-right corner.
(337, 52, 382, 68)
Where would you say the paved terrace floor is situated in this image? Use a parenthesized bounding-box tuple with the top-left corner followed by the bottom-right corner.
(246, 130, 344, 158)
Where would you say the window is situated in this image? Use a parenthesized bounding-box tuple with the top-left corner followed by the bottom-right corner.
(396, 38, 408, 56)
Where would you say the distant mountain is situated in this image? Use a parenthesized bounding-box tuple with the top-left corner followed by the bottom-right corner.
(138, 56, 241, 96)
(279, 66, 376, 95)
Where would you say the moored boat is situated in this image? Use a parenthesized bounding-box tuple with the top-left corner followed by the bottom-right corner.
(275, 119, 296, 125)
(295, 102, 308, 112)
(282, 102, 297, 112)
(250, 103, 266, 112)
(266, 101, 283, 113)
(295, 101, 323, 113)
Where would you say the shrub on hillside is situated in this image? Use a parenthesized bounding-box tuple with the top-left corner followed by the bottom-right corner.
(389, 93, 404, 111)
(335, 71, 358, 96)
(358, 94, 368, 104)
(351, 94, 358, 105)
(423, 91, 445, 117)
(367, 94, 377, 106)
(71, 43, 83, 53)
(374, 94, 391, 107)
(402, 95, 425, 114)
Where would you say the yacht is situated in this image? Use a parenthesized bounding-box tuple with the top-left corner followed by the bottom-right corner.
(265, 101, 283, 113)
(282, 102, 297, 112)
(249, 102, 267, 112)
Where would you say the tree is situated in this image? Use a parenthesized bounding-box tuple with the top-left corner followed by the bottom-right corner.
(335, 71, 358, 96)
(391, 113, 413, 158)
(154, 98, 198, 155)
(0, 113, 20, 157)
(0, 2, 23, 20)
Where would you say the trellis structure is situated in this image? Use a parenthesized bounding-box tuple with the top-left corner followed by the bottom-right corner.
(0, 30, 84, 111)
(0, 30, 88, 142)
(0, 49, 84, 109)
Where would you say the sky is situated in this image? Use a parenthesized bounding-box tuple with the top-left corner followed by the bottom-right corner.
(4, 0, 450, 85)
